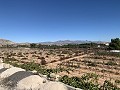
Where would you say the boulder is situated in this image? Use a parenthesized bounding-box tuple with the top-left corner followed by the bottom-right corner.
(16, 75, 46, 90)
(41, 81, 68, 90)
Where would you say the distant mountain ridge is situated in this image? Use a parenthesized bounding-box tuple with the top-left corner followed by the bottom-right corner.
(0, 39, 108, 46)
(0, 39, 15, 45)
(39, 40, 107, 45)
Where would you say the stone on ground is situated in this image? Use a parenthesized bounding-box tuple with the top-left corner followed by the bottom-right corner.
(16, 75, 46, 90)
(41, 81, 68, 90)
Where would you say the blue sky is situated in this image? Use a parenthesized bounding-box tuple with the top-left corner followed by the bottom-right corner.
(0, 0, 120, 43)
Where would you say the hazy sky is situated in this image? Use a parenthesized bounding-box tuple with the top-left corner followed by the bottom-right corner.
(0, 0, 120, 43)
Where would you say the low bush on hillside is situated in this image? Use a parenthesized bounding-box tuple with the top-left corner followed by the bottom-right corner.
(105, 61, 117, 66)
(60, 73, 99, 90)
(95, 51, 120, 58)
(3, 58, 65, 77)
(100, 80, 120, 90)
(60, 73, 120, 90)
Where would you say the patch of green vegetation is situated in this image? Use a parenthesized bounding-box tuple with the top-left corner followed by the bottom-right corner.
(100, 80, 120, 90)
(105, 61, 117, 66)
(60, 73, 99, 90)
(3, 58, 66, 77)
(115, 80, 120, 84)
(87, 62, 97, 67)
(95, 51, 120, 58)
(109, 38, 120, 50)
(60, 73, 120, 90)
(82, 60, 97, 67)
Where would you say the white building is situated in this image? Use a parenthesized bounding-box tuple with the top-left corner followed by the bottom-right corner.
(110, 50, 120, 53)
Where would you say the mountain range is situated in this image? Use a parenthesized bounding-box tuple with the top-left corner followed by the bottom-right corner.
(0, 39, 109, 46)
(39, 40, 107, 45)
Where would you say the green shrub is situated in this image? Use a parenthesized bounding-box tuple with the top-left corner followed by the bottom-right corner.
(59, 73, 99, 90)
(105, 61, 117, 66)
(100, 80, 120, 90)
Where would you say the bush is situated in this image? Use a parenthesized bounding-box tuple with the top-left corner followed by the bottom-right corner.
(20, 62, 40, 71)
(41, 59, 46, 65)
(60, 74, 120, 90)
(59, 73, 99, 90)
(105, 61, 117, 66)
(87, 62, 97, 67)
(101, 80, 120, 90)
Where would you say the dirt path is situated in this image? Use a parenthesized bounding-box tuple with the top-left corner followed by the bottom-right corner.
(47, 54, 90, 68)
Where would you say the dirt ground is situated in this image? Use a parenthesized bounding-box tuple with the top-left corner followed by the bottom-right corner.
(0, 48, 119, 87)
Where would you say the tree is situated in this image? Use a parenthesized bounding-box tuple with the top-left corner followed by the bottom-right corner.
(109, 38, 120, 50)
(41, 57, 46, 65)
(30, 43, 36, 48)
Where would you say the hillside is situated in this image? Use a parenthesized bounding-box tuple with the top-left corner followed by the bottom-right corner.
(0, 39, 15, 45)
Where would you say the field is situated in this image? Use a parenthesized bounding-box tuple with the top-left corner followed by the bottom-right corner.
(0, 46, 120, 89)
